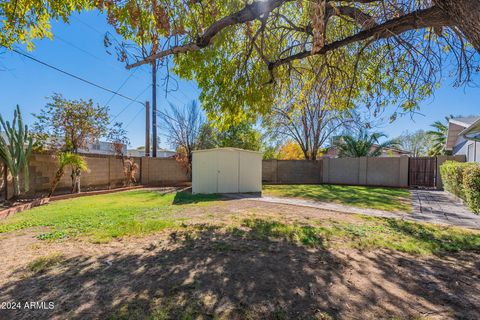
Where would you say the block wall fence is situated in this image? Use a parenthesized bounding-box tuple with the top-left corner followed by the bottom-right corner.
(1, 154, 467, 200)
(1, 153, 190, 200)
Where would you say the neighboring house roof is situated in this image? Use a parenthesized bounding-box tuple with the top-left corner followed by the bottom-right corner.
(446, 116, 480, 150)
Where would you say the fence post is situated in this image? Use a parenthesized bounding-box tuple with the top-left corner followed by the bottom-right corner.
(322, 158, 329, 184)
(273, 159, 278, 184)
(399, 156, 409, 187)
(141, 157, 150, 186)
(358, 157, 368, 185)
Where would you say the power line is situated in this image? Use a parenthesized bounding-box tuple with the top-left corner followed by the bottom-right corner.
(112, 84, 150, 121)
(55, 34, 144, 81)
(11, 48, 144, 105)
(104, 68, 138, 106)
(125, 105, 146, 128)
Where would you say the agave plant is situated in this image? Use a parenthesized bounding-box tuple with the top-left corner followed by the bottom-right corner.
(49, 152, 88, 197)
(335, 129, 400, 158)
(0, 106, 33, 198)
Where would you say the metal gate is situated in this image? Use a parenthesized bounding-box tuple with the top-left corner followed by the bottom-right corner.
(408, 157, 437, 188)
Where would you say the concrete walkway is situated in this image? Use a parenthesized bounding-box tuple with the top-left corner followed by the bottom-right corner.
(410, 189, 480, 229)
(224, 190, 480, 229)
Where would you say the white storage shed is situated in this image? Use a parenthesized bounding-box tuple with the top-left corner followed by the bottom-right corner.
(192, 148, 263, 194)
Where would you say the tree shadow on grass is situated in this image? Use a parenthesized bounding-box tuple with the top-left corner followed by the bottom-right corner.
(1, 221, 479, 319)
(172, 191, 223, 205)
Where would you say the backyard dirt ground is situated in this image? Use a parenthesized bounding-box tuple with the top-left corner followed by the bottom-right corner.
(1, 200, 479, 320)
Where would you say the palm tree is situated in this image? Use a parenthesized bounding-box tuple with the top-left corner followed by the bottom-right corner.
(427, 116, 453, 156)
(49, 152, 88, 197)
(0, 106, 33, 198)
(334, 129, 400, 158)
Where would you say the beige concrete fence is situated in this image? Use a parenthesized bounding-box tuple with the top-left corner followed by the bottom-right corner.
(263, 156, 466, 188)
(322, 157, 409, 187)
(0, 154, 468, 200)
(1, 153, 189, 200)
(262, 160, 323, 184)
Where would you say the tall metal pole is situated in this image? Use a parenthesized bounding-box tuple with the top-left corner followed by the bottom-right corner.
(145, 101, 150, 157)
(152, 61, 158, 158)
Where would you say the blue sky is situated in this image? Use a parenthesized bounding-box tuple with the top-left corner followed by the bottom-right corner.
(0, 10, 479, 149)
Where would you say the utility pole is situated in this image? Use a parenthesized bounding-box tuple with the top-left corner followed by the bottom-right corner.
(152, 61, 158, 158)
(145, 101, 150, 157)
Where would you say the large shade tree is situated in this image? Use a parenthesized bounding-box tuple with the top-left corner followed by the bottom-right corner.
(105, 0, 480, 126)
(265, 59, 355, 160)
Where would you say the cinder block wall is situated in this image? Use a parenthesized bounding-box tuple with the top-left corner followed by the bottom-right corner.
(1, 153, 188, 199)
(145, 157, 190, 186)
(262, 160, 322, 184)
(26, 153, 144, 195)
(323, 157, 409, 187)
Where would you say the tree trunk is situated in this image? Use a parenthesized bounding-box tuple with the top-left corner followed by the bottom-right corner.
(71, 168, 81, 194)
(434, 0, 480, 52)
(49, 167, 64, 197)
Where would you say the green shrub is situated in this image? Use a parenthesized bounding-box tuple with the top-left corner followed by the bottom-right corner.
(440, 161, 471, 199)
(440, 161, 480, 214)
(463, 165, 480, 214)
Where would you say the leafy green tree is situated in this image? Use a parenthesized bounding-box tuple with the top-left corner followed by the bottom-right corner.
(261, 145, 278, 160)
(119, 0, 479, 127)
(264, 63, 355, 160)
(197, 122, 262, 151)
(334, 129, 400, 158)
(49, 152, 88, 197)
(427, 116, 454, 156)
(0, 106, 33, 198)
(397, 130, 431, 157)
(33, 94, 109, 193)
(0, 0, 91, 50)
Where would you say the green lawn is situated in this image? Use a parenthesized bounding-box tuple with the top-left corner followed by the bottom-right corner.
(263, 184, 412, 212)
(0, 189, 479, 255)
(239, 217, 480, 255)
(0, 190, 220, 243)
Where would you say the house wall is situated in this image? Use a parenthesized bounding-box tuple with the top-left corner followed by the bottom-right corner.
(453, 136, 480, 163)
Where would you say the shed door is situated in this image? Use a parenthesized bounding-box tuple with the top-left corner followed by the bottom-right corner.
(193, 152, 218, 194)
(217, 150, 239, 193)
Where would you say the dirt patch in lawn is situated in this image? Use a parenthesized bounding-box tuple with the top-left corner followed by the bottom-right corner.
(1, 219, 479, 319)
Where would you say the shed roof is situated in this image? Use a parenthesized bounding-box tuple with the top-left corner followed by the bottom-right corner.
(192, 148, 263, 155)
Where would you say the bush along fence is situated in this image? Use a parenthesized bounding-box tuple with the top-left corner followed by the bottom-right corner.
(440, 161, 480, 214)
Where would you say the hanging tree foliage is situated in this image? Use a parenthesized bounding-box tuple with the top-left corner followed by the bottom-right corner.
(3, 1, 480, 127)
(98, 0, 480, 127)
